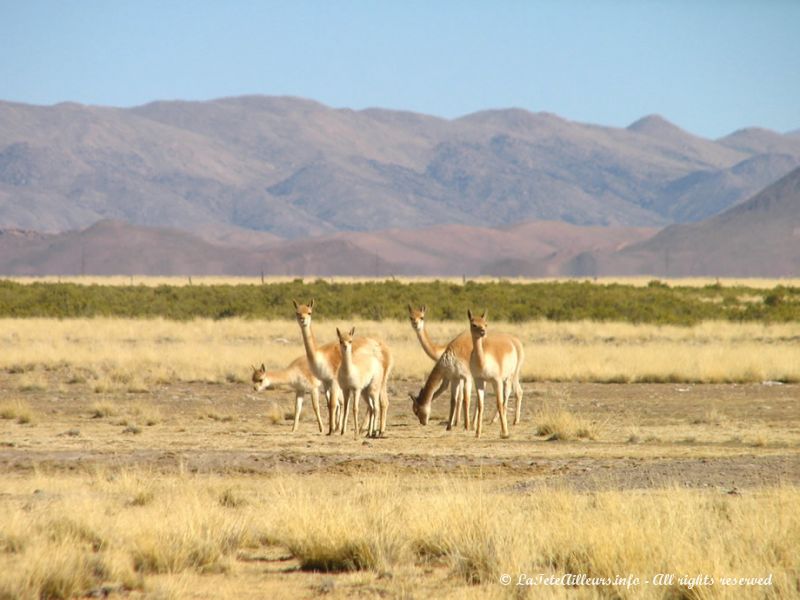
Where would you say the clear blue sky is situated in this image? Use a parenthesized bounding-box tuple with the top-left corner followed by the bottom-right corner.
(1, 0, 798, 138)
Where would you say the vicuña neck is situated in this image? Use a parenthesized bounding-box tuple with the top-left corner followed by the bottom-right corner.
(472, 333, 487, 371)
(419, 361, 447, 408)
(299, 323, 318, 364)
(416, 325, 445, 361)
(341, 345, 353, 372)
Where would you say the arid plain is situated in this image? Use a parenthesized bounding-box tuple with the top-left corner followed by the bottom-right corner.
(1, 288, 799, 599)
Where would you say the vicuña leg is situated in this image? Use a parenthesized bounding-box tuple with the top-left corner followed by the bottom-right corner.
(359, 389, 377, 436)
(368, 389, 380, 437)
(474, 379, 486, 438)
(326, 381, 340, 435)
(340, 389, 352, 436)
(334, 388, 343, 432)
(292, 393, 304, 433)
(446, 381, 458, 431)
(490, 378, 513, 425)
(350, 388, 362, 440)
(462, 376, 473, 431)
(493, 378, 509, 438)
(513, 378, 523, 425)
(311, 387, 324, 433)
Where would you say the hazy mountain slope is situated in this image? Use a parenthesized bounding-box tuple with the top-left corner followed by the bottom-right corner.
(718, 128, 800, 157)
(652, 153, 800, 222)
(0, 220, 404, 276)
(328, 221, 653, 275)
(586, 166, 800, 277)
(0, 219, 654, 277)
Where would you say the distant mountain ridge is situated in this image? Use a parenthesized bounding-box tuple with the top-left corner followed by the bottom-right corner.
(574, 166, 800, 277)
(2, 96, 800, 241)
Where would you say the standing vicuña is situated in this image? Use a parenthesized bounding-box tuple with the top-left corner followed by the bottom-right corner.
(293, 299, 349, 434)
(468, 309, 524, 438)
(251, 358, 325, 433)
(336, 326, 393, 438)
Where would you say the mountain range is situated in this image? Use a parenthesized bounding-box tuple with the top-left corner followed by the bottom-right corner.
(1, 163, 797, 277)
(1, 95, 798, 276)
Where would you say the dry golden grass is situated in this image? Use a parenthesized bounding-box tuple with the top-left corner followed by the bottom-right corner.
(14, 371, 48, 392)
(0, 471, 796, 599)
(2, 318, 800, 386)
(534, 395, 600, 441)
(6, 275, 800, 288)
(0, 399, 36, 425)
(89, 401, 118, 419)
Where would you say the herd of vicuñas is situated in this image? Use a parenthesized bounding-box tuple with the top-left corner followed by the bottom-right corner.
(252, 301, 526, 438)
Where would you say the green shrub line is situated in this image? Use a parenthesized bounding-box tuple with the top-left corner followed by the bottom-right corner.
(0, 279, 798, 324)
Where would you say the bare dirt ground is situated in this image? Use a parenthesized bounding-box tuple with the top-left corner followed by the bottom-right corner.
(2, 370, 798, 492)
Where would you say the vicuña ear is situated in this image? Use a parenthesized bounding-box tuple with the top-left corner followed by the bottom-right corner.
(481, 309, 487, 319)
(260, 363, 265, 371)
(292, 299, 299, 309)
(336, 327, 342, 339)
(309, 298, 314, 309)
(349, 326, 355, 337)
(467, 309, 473, 320)
(421, 305, 427, 313)
(407, 303, 413, 312)
(251, 364, 257, 372)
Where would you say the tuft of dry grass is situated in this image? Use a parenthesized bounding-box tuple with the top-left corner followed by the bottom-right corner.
(128, 402, 162, 426)
(533, 393, 599, 441)
(129, 490, 155, 507)
(90, 401, 118, 419)
(0, 400, 36, 425)
(15, 372, 48, 392)
(276, 482, 406, 573)
(206, 411, 234, 423)
(218, 488, 248, 509)
(692, 407, 728, 426)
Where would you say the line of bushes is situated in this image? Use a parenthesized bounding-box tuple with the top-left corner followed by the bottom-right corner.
(0, 279, 798, 324)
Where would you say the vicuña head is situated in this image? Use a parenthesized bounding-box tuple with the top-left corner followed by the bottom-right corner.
(409, 389, 431, 425)
(407, 304, 427, 332)
(251, 363, 270, 391)
(293, 299, 314, 327)
(336, 326, 356, 350)
(468, 309, 488, 338)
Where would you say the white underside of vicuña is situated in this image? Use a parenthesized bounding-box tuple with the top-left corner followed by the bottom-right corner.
(471, 347, 518, 381)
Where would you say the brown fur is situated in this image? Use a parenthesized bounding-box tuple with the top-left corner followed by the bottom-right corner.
(468, 309, 525, 438)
